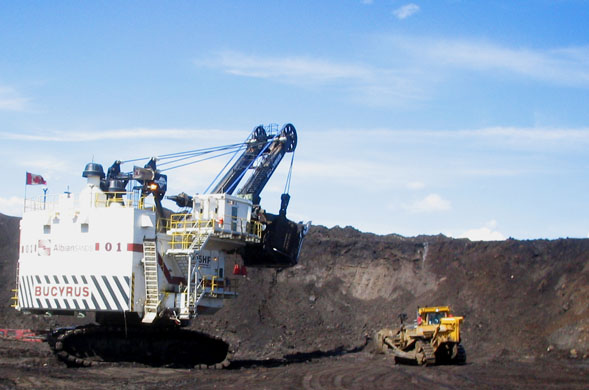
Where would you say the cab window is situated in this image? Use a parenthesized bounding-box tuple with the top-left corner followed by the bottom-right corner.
(427, 312, 445, 325)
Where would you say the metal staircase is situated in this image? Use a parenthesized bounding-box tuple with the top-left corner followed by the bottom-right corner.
(191, 276, 207, 308)
(188, 232, 208, 251)
(166, 213, 254, 320)
(168, 225, 211, 320)
(169, 253, 189, 278)
(170, 230, 210, 284)
(142, 239, 159, 323)
(179, 264, 208, 320)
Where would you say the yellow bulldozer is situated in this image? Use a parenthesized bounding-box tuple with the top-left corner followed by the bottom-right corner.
(375, 306, 466, 366)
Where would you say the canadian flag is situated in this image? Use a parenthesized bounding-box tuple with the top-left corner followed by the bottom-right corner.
(26, 172, 47, 186)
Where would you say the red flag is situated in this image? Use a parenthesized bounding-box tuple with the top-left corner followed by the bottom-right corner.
(26, 172, 47, 186)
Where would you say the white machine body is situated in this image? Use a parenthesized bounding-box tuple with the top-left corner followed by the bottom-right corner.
(16, 175, 259, 323)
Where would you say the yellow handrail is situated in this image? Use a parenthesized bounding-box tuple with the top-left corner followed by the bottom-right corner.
(212, 276, 221, 293)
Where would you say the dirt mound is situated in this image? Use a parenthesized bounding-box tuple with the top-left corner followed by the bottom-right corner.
(195, 225, 589, 361)
(1, 214, 588, 361)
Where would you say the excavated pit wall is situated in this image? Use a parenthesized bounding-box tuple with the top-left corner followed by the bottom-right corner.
(198, 226, 589, 361)
(1, 215, 588, 362)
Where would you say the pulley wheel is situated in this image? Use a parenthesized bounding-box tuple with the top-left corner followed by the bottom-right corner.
(251, 125, 267, 143)
(280, 123, 297, 152)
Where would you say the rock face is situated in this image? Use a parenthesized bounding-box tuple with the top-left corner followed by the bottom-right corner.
(1, 214, 588, 361)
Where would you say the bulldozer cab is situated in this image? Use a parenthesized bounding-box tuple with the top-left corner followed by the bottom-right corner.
(418, 306, 451, 326)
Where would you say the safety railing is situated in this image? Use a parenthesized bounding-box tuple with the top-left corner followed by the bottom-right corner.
(168, 216, 213, 250)
(178, 268, 239, 318)
(156, 217, 170, 232)
(209, 276, 219, 297)
(24, 194, 62, 212)
(184, 267, 206, 310)
(93, 191, 156, 210)
(169, 214, 215, 231)
(167, 213, 263, 250)
(170, 231, 201, 251)
(249, 220, 263, 238)
(194, 275, 239, 300)
(24, 191, 157, 212)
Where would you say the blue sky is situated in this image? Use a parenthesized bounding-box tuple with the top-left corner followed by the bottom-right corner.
(1, 1, 588, 240)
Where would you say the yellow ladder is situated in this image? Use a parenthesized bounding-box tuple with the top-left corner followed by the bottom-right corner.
(142, 239, 159, 323)
(11, 262, 19, 308)
(10, 289, 19, 308)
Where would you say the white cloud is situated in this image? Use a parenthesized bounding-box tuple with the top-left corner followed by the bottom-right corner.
(460, 220, 506, 241)
(0, 128, 243, 143)
(460, 227, 506, 241)
(19, 125, 585, 149)
(324, 126, 589, 151)
(196, 51, 371, 85)
(195, 51, 425, 105)
(414, 127, 589, 153)
(0, 86, 28, 111)
(0, 196, 23, 217)
(195, 37, 589, 110)
(404, 193, 451, 213)
(390, 37, 589, 87)
(393, 4, 420, 20)
(467, 127, 589, 142)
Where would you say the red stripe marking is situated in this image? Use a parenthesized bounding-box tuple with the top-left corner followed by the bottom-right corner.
(127, 243, 143, 253)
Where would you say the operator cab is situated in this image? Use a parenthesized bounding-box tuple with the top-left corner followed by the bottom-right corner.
(418, 306, 452, 326)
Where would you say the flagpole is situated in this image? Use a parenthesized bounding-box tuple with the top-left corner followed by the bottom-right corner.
(24, 174, 28, 213)
(23, 172, 47, 212)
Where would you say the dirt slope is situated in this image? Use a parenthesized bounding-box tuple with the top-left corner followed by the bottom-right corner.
(1, 214, 588, 361)
(197, 226, 589, 361)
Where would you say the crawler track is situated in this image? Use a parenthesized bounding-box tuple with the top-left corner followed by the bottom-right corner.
(417, 342, 436, 366)
(47, 325, 232, 368)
